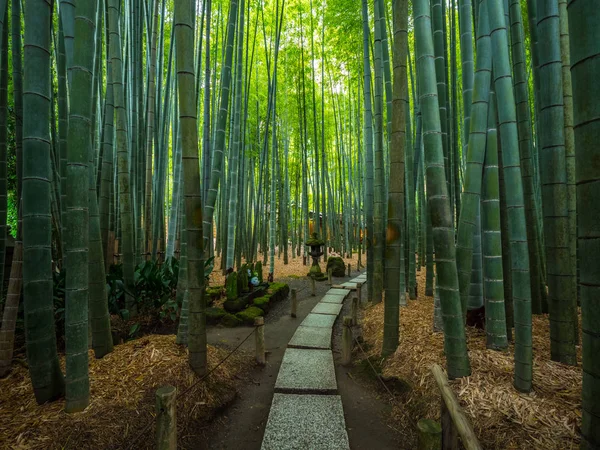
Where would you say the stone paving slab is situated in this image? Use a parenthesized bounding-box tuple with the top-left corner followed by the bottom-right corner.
(328, 288, 351, 295)
(275, 348, 337, 394)
(288, 326, 332, 349)
(340, 282, 358, 289)
(261, 394, 350, 450)
(311, 302, 343, 316)
(325, 289, 350, 298)
(320, 294, 345, 304)
(300, 313, 337, 329)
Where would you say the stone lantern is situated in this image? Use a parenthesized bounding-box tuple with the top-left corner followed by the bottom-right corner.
(306, 232, 326, 281)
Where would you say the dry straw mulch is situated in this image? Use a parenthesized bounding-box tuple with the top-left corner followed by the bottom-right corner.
(0, 335, 252, 449)
(360, 270, 581, 449)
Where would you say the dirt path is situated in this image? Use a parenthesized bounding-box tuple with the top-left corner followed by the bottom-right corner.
(204, 271, 403, 450)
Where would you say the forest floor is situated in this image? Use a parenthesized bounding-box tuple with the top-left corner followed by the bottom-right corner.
(358, 269, 582, 449)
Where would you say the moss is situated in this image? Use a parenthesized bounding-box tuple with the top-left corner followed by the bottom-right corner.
(206, 307, 227, 325)
(326, 256, 346, 277)
(221, 313, 243, 327)
(268, 283, 290, 302)
(223, 297, 249, 313)
(253, 296, 271, 312)
(287, 274, 301, 279)
(226, 272, 238, 300)
(305, 232, 325, 246)
(236, 306, 264, 325)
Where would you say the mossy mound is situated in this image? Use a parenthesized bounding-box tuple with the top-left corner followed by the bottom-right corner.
(223, 296, 250, 313)
(236, 306, 264, 325)
(326, 256, 346, 277)
(268, 283, 290, 302)
(221, 313, 243, 327)
(206, 307, 227, 325)
(253, 296, 271, 312)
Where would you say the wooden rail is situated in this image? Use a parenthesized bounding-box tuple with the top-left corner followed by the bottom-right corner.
(431, 364, 482, 450)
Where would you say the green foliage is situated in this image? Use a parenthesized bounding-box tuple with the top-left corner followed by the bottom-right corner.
(105, 257, 180, 324)
(6, 191, 16, 238)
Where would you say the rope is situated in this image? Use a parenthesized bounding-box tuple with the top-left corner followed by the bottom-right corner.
(126, 326, 257, 450)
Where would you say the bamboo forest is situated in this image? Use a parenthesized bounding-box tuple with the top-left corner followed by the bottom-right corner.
(0, 0, 598, 448)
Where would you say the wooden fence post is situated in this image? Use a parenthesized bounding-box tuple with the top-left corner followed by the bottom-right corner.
(328, 268, 333, 285)
(311, 277, 316, 296)
(431, 364, 482, 450)
(351, 297, 359, 325)
(341, 317, 353, 366)
(255, 317, 266, 365)
(155, 385, 177, 450)
(357, 282, 362, 304)
(291, 289, 297, 318)
(347, 263, 351, 277)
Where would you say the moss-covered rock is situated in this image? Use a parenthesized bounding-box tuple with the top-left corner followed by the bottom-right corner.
(226, 272, 238, 300)
(221, 313, 243, 327)
(326, 256, 346, 277)
(206, 307, 227, 324)
(253, 296, 271, 312)
(223, 297, 249, 313)
(236, 306, 264, 325)
(268, 282, 290, 302)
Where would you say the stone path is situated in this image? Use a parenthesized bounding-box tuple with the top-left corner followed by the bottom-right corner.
(261, 274, 366, 450)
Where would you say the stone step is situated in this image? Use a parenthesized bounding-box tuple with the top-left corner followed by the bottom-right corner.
(319, 294, 345, 304)
(328, 288, 351, 295)
(311, 302, 343, 316)
(261, 394, 350, 450)
(288, 326, 333, 350)
(300, 313, 337, 329)
(274, 348, 337, 394)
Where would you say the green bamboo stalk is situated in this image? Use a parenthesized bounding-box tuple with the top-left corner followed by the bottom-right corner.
(174, 0, 207, 375)
(23, 0, 65, 404)
(536, 0, 577, 366)
(456, 0, 491, 317)
(382, 0, 408, 357)
(361, 0, 375, 303)
(108, 0, 136, 314)
(508, 0, 544, 315)
(373, 0, 386, 304)
(482, 90, 508, 350)
(557, 0, 577, 322)
(414, 0, 471, 379)
(487, 0, 533, 392)
(566, 1, 600, 446)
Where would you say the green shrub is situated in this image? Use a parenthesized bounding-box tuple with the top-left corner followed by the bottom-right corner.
(326, 257, 346, 277)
